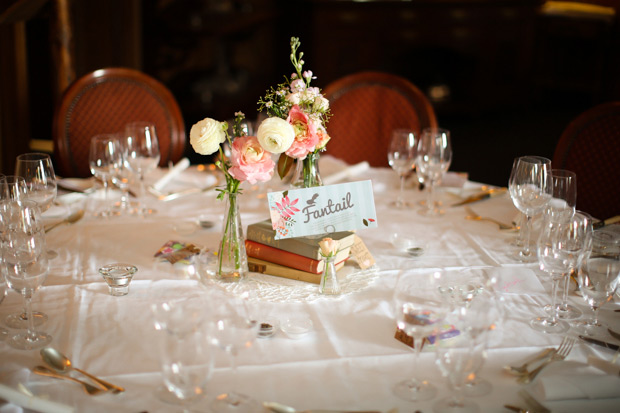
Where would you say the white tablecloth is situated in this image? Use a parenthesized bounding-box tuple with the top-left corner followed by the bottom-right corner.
(1, 156, 619, 413)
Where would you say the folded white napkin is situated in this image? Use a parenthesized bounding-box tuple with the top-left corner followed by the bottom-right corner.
(152, 157, 190, 191)
(322, 161, 370, 185)
(528, 360, 620, 401)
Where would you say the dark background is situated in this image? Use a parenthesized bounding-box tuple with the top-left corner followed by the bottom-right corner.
(2, 0, 619, 186)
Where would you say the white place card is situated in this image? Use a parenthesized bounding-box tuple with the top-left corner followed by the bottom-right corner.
(267, 180, 378, 239)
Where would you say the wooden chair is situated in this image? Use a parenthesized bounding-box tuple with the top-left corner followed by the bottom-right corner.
(322, 71, 437, 167)
(53, 67, 186, 177)
(552, 101, 620, 220)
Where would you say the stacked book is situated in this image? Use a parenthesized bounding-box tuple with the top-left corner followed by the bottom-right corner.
(245, 220, 355, 284)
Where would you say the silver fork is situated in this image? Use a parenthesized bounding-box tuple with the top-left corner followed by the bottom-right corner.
(518, 337, 575, 384)
(464, 206, 516, 231)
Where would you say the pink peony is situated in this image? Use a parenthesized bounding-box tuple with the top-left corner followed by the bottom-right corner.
(285, 105, 320, 159)
(228, 136, 275, 184)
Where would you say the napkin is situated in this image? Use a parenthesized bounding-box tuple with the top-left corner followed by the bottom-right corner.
(527, 360, 620, 401)
(152, 157, 190, 191)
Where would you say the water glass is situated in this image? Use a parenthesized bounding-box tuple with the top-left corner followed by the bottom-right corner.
(415, 128, 452, 216)
(124, 122, 160, 215)
(14, 153, 57, 213)
(387, 129, 417, 208)
(89, 134, 123, 217)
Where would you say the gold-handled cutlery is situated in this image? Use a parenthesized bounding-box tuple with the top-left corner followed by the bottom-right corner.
(504, 347, 556, 376)
(44, 209, 85, 233)
(464, 206, 517, 231)
(517, 337, 575, 384)
(32, 366, 105, 396)
(40, 347, 125, 393)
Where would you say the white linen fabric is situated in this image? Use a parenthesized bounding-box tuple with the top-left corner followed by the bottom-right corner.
(0, 156, 619, 413)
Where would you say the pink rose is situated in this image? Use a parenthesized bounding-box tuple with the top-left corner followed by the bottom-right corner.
(285, 105, 319, 159)
(228, 136, 275, 184)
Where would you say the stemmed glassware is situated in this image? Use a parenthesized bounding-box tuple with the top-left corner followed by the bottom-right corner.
(110, 138, 136, 215)
(545, 170, 581, 320)
(415, 127, 452, 216)
(1, 200, 52, 349)
(89, 134, 123, 217)
(124, 122, 160, 216)
(209, 293, 260, 412)
(573, 229, 620, 337)
(393, 268, 448, 402)
(387, 129, 417, 208)
(14, 153, 57, 214)
(531, 211, 591, 334)
(509, 156, 552, 261)
(151, 294, 213, 406)
(0, 176, 28, 201)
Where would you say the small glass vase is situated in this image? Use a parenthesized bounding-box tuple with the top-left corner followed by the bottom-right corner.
(319, 256, 340, 295)
(216, 192, 248, 282)
(291, 151, 322, 188)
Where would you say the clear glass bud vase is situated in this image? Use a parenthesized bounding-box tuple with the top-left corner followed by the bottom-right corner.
(217, 192, 248, 282)
(291, 151, 322, 188)
(319, 256, 340, 295)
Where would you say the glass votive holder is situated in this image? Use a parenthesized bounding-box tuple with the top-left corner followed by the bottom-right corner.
(99, 263, 138, 296)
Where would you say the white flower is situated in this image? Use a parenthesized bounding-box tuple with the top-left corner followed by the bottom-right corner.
(290, 79, 306, 93)
(313, 96, 329, 112)
(189, 118, 226, 155)
(286, 92, 301, 105)
(257, 117, 295, 154)
(319, 238, 339, 258)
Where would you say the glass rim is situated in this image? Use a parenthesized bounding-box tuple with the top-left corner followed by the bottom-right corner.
(15, 152, 51, 162)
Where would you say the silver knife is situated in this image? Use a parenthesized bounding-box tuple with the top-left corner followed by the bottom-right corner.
(518, 389, 551, 413)
(579, 335, 620, 351)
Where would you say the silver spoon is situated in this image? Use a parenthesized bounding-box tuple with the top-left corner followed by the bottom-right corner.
(40, 347, 124, 393)
(32, 366, 104, 396)
(44, 209, 85, 233)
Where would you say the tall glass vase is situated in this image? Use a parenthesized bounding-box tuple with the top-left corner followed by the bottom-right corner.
(217, 192, 248, 282)
(291, 151, 322, 188)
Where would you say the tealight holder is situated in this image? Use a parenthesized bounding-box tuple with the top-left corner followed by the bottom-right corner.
(99, 263, 138, 296)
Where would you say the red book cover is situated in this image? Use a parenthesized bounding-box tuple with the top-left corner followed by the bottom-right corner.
(245, 240, 349, 274)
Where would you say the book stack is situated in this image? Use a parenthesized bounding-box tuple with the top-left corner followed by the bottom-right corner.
(245, 220, 355, 284)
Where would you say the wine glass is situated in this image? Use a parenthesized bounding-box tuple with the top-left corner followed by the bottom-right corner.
(2, 175, 49, 329)
(151, 294, 213, 406)
(14, 153, 57, 214)
(531, 211, 591, 334)
(509, 156, 552, 261)
(0, 200, 9, 340)
(89, 134, 123, 217)
(1, 200, 52, 350)
(387, 129, 417, 208)
(544, 170, 581, 320)
(110, 138, 136, 215)
(0, 175, 28, 201)
(393, 268, 449, 402)
(573, 229, 620, 337)
(434, 312, 486, 413)
(124, 122, 160, 215)
(208, 293, 261, 412)
(415, 127, 452, 216)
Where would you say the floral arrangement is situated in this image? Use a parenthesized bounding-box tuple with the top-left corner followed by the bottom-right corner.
(257, 37, 332, 184)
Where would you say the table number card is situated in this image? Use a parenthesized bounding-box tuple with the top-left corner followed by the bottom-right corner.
(267, 180, 378, 240)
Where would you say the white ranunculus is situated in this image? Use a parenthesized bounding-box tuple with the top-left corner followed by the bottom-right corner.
(257, 117, 295, 154)
(189, 118, 226, 155)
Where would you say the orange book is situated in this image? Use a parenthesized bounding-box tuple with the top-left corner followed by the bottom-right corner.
(245, 240, 350, 274)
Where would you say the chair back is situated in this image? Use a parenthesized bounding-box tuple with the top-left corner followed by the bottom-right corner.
(53, 67, 185, 177)
(322, 71, 437, 167)
(552, 101, 620, 220)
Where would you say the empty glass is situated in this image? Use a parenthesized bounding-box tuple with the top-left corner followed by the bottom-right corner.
(124, 122, 160, 215)
(393, 268, 449, 402)
(387, 129, 417, 208)
(1, 200, 52, 350)
(14, 153, 57, 214)
(573, 229, 620, 337)
(151, 295, 213, 406)
(531, 212, 591, 334)
(415, 128, 452, 216)
(509, 156, 552, 261)
(0, 175, 28, 201)
(89, 134, 123, 217)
